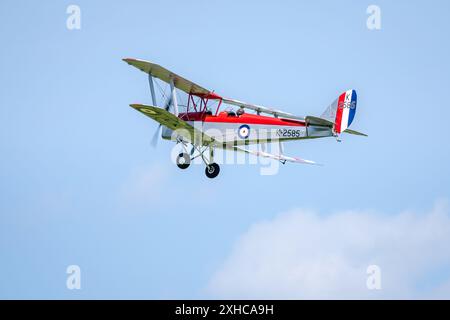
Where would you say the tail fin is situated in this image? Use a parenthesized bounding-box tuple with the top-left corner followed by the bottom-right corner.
(321, 90, 357, 134)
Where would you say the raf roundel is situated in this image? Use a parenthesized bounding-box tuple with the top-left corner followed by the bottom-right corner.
(238, 125, 251, 139)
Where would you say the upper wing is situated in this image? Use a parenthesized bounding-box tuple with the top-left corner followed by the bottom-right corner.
(223, 97, 305, 121)
(130, 104, 214, 144)
(123, 58, 304, 120)
(123, 58, 211, 97)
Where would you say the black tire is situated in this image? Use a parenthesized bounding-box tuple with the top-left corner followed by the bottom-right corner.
(176, 153, 190, 170)
(205, 163, 220, 179)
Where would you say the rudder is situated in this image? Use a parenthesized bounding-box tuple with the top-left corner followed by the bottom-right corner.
(321, 89, 357, 134)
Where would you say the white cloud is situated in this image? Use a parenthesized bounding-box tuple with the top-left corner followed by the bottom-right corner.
(207, 201, 450, 299)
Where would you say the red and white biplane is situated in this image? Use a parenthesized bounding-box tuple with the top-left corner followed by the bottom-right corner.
(123, 58, 367, 179)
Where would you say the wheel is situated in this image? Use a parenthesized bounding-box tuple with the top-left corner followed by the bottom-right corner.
(176, 153, 190, 170)
(205, 163, 220, 179)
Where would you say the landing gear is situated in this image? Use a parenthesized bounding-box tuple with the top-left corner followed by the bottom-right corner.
(204, 147, 220, 179)
(176, 153, 190, 170)
(176, 145, 220, 178)
(205, 163, 220, 179)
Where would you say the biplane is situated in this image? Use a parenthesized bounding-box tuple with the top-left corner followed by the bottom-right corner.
(123, 58, 367, 179)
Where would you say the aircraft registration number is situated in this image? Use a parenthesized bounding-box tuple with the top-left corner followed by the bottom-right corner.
(276, 128, 303, 138)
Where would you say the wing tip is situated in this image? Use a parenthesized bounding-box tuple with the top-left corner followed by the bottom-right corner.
(122, 58, 135, 64)
(297, 159, 323, 166)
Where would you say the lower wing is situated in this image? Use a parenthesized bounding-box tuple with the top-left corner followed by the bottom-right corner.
(233, 146, 320, 165)
(130, 104, 214, 145)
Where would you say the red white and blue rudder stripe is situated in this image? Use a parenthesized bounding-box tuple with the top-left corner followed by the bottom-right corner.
(334, 90, 357, 134)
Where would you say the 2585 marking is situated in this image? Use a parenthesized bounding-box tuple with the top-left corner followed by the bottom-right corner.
(276, 128, 303, 138)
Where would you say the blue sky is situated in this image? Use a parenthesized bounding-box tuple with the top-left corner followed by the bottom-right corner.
(1, 0, 450, 299)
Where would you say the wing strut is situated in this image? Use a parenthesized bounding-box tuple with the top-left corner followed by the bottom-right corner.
(278, 141, 286, 164)
(148, 74, 157, 106)
(279, 141, 284, 156)
(169, 78, 179, 116)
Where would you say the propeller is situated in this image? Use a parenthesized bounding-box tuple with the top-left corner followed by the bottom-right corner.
(151, 95, 172, 148)
(150, 125, 162, 148)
